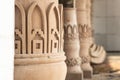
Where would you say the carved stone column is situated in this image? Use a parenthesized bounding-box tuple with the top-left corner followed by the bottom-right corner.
(87, 0, 107, 64)
(64, 8, 83, 80)
(79, 24, 93, 78)
(14, 0, 67, 80)
(76, 0, 93, 78)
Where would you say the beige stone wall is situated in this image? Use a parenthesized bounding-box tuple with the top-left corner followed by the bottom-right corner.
(92, 0, 120, 51)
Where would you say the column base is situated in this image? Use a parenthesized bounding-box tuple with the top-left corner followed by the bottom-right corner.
(83, 70, 93, 79)
(81, 63, 93, 79)
(66, 72, 83, 80)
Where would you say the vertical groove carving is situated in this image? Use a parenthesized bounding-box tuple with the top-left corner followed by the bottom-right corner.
(15, 1, 26, 54)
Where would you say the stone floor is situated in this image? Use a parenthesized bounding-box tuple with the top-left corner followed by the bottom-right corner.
(88, 53, 120, 80)
(91, 73, 120, 80)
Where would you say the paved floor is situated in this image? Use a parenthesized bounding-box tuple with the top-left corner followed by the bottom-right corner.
(92, 73, 120, 80)
(89, 53, 120, 80)
(84, 73, 120, 80)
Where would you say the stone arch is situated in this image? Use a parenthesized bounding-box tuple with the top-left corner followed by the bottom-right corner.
(67, 25, 72, 34)
(15, 1, 26, 54)
(47, 3, 60, 53)
(27, 1, 47, 54)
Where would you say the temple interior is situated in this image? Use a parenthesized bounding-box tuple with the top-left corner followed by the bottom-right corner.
(14, 0, 120, 80)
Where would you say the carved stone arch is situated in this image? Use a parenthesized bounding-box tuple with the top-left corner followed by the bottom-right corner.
(15, 1, 25, 31)
(15, 1, 26, 54)
(47, 2, 60, 32)
(27, 1, 47, 54)
(28, 1, 46, 33)
(47, 3, 61, 53)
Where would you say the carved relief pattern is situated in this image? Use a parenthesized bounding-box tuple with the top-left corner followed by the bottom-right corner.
(27, 2, 46, 54)
(81, 56, 91, 64)
(15, 1, 26, 54)
(78, 24, 93, 39)
(64, 24, 79, 40)
(15, 2, 63, 55)
(47, 3, 61, 53)
(65, 57, 81, 66)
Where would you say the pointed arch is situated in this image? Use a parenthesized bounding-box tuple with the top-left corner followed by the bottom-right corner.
(15, 1, 26, 54)
(67, 25, 72, 34)
(28, 1, 46, 34)
(47, 2, 60, 32)
(27, 1, 47, 54)
(47, 3, 61, 53)
(15, 1, 25, 31)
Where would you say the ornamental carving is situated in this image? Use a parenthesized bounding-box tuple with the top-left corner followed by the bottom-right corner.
(81, 56, 91, 64)
(64, 24, 79, 40)
(14, 1, 67, 80)
(89, 43, 106, 64)
(15, 2, 64, 55)
(15, 1, 26, 54)
(65, 57, 81, 66)
(78, 24, 93, 39)
(64, 8, 82, 76)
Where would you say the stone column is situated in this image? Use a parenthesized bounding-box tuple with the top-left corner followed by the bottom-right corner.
(86, 0, 107, 64)
(86, 0, 94, 44)
(76, 0, 93, 78)
(64, 8, 83, 80)
(87, 0, 92, 28)
(14, 0, 67, 80)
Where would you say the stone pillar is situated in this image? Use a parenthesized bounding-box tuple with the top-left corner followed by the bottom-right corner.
(14, 0, 67, 80)
(64, 8, 83, 80)
(86, 0, 94, 44)
(86, 0, 107, 64)
(76, 0, 93, 78)
(87, 0, 92, 28)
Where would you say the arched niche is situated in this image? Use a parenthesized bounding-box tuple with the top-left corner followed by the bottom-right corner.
(67, 25, 72, 34)
(32, 5, 44, 32)
(15, 6, 22, 30)
(15, 1, 26, 54)
(47, 3, 60, 53)
(27, 2, 46, 54)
